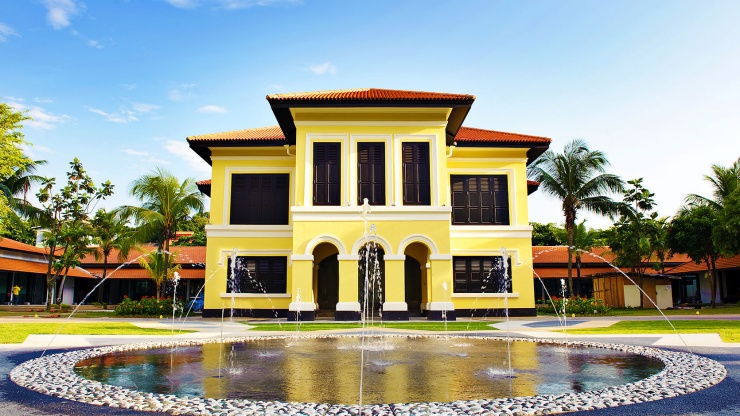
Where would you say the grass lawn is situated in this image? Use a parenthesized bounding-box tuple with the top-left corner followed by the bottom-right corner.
(567, 320, 740, 343)
(0, 310, 117, 318)
(536, 305, 740, 317)
(0, 323, 195, 344)
(247, 321, 499, 332)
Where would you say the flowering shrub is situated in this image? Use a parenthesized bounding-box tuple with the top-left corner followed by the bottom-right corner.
(114, 296, 184, 317)
(536, 296, 610, 316)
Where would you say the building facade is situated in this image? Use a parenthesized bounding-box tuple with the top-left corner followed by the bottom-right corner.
(188, 89, 551, 320)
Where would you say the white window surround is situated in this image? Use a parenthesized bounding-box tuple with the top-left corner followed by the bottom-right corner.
(394, 134, 439, 206)
(291, 205, 451, 222)
(349, 134, 393, 207)
(205, 224, 293, 238)
(450, 249, 523, 266)
(447, 167, 518, 225)
(221, 166, 295, 226)
(450, 225, 533, 239)
(304, 134, 349, 207)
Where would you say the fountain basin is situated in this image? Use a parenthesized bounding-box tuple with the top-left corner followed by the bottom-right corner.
(10, 335, 727, 415)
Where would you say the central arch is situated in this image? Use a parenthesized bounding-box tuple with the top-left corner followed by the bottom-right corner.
(312, 242, 339, 317)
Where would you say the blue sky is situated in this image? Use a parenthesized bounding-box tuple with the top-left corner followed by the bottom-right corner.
(2, 0, 739, 229)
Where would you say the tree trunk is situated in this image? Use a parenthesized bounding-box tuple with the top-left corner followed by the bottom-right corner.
(56, 267, 69, 304)
(566, 221, 574, 296)
(44, 243, 56, 312)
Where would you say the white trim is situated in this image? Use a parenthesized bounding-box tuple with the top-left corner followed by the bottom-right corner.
(337, 254, 360, 261)
(450, 225, 533, 240)
(295, 120, 447, 127)
(335, 301, 361, 312)
(449, 249, 522, 266)
(210, 156, 292, 161)
(427, 301, 455, 311)
(289, 301, 315, 312)
(291, 205, 451, 222)
(304, 235, 348, 255)
(452, 292, 520, 299)
(397, 234, 440, 256)
(218, 249, 292, 266)
(290, 255, 314, 261)
(446, 167, 518, 225)
(305, 134, 349, 207)
(429, 254, 453, 260)
(349, 134, 392, 207)
(447, 158, 528, 164)
(219, 293, 291, 299)
(206, 224, 293, 238)
(382, 301, 407, 311)
(383, 254, 405, 261)
(222, 166, 295, 226)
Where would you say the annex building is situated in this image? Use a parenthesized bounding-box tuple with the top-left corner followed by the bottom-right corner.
(187, 88, 551, 320)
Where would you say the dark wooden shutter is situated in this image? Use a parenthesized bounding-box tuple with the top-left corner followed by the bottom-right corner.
(491, 176, 510, 225)
(357, 143, 385, 205)
(230, 174, 289, 225)
(450, 175, 509, 225)
(402, 142, 430, 205)
(314, 143, 341, 205)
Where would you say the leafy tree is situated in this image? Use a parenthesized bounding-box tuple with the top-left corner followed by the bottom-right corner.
(173, 211, 209, 246)
(686, 157, 740, 209)
(527, 139, 624, 295)
(0, 101, 32, 231)
(714, 187, 740, 256)
(118, 168, 204, 284)
(607, 178, 659, 307)
(1, 159, 47, 244)
(530, 222, 560, 246)
(36, 159, 113, 311)
(138, 248, 181, 299)
(0, 212, 35, 245)
(667, 205, 721, 307)
(90, 208, 136, 303)
(554, 220, 598, 296)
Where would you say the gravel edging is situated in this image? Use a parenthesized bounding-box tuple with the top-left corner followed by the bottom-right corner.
(9, 335, 727, 415)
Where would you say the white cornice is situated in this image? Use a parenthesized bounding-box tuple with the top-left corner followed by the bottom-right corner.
(206, 225, 293, 238)
(291, 205, 451, 222)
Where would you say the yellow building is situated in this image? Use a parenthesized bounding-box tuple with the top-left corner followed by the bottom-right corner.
(187, 88, 550, 321)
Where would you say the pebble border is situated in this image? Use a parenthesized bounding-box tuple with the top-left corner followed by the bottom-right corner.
(10, 335, 727, 415)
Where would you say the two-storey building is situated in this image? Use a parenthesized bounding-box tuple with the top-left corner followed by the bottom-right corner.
(188, 88, 550, 320)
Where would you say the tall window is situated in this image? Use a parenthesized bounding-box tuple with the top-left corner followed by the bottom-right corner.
(453, 256, 512, 293)
(451, 175, 509, 225)
(402, 142, 430, 205)
(357, 142, 385, 205)
(313, 142, 341, 205)
(227, 256, 287, 294)
(230, 174, 289, 225)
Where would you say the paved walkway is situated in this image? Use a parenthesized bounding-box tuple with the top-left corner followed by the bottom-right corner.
(0, 316, 739, 415)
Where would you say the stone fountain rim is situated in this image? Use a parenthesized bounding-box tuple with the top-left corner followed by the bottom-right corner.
(9, 334, 728, 415)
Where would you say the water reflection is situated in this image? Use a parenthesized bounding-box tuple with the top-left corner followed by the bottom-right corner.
(75, 337, 663, 405)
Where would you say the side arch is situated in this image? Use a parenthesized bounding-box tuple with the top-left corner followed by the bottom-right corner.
(397, 234, 439, 256)
(304, 235, 347, 256)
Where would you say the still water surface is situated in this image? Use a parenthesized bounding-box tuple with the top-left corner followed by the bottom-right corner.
(75, 336, 663, 405)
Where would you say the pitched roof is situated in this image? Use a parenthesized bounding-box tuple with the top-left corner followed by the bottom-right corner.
(665, 254, 740, 275)
(82, 267, 204, 279)
(187, 126, 285, 143)
(0, 237, 47, 255)
(532, 246, 691, 268)
(266, 88, 476, 102)
(79, 245, 206, 265)
(0, 258, 91, 278)
(454, 126, 551, 144)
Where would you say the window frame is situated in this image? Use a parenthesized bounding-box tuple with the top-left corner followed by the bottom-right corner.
(313, 142, 342, 206)
(450, 175, 510, 225)
(453, 256, 512, 294)
(357, 142, 386, 205)
(226, 256, 288, 294)
(402, 142, 431, 206)
(229, 173, 289, 225)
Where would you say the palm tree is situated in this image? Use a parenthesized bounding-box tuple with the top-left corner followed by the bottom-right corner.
(686, 157, 740, 209)
(91, 208, 136, 303)
(138, 248, 181, 299)
(117, 168, 204, 284)
(0, 159, 47, 219)
(528, 139, 624, 295)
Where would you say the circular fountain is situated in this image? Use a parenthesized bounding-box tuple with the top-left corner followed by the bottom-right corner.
(9, 333, 726, 415)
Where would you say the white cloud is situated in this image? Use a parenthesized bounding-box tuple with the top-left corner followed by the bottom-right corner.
(123, 83, 137, 91)
(132, 103, 160, 113)
(197, 105, 228, 113)
(43, 0, 82, 30)
(164, 140, 211, 175)
(164, 0, 303, 10)
(124, 149, 149, 156)
(168, 83, 198, 101)
(20, 143, 53, 159)
(34, 97, 54, 103)
(87, 107, 131, 123)
(0, 22, 19, 42)
(87, 39, 103, 49)
(87, 103, 159, 123)
(308, 61, 337, 75)
(7, 99, 71, 129)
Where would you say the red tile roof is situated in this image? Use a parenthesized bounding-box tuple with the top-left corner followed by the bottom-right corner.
(79, 245, 206, 265)
(665, 254, 740, 274)
(455, 126, 551, 144)
(532, 246, 691, 266)
(187, 126, 285, 143)
(0, 258, 91, 278)
(0, 237, 47, 255)
(82, 267, 205, 279)
(196, 179, 211, 186)
(267, 88, 476, 102)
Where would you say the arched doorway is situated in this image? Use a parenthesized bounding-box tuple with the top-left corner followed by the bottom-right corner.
(313, 242, 339, 316)
(404, 242, 429, 316)
(358, 245, 385, 318)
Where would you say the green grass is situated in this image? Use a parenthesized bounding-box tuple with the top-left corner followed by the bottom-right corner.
(535, 305, 740, 317)
(567, 320, 740, 343)
(0, 310, 117, 318)
(0, 323, 195, 344)
(247, 321, 499, 332)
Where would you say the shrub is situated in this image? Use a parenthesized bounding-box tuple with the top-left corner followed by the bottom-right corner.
(114, 296, 184, 317)
(536, 296, 609, 316)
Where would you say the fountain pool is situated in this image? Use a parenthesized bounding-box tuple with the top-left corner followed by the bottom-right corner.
(10, 334, 727, 415)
